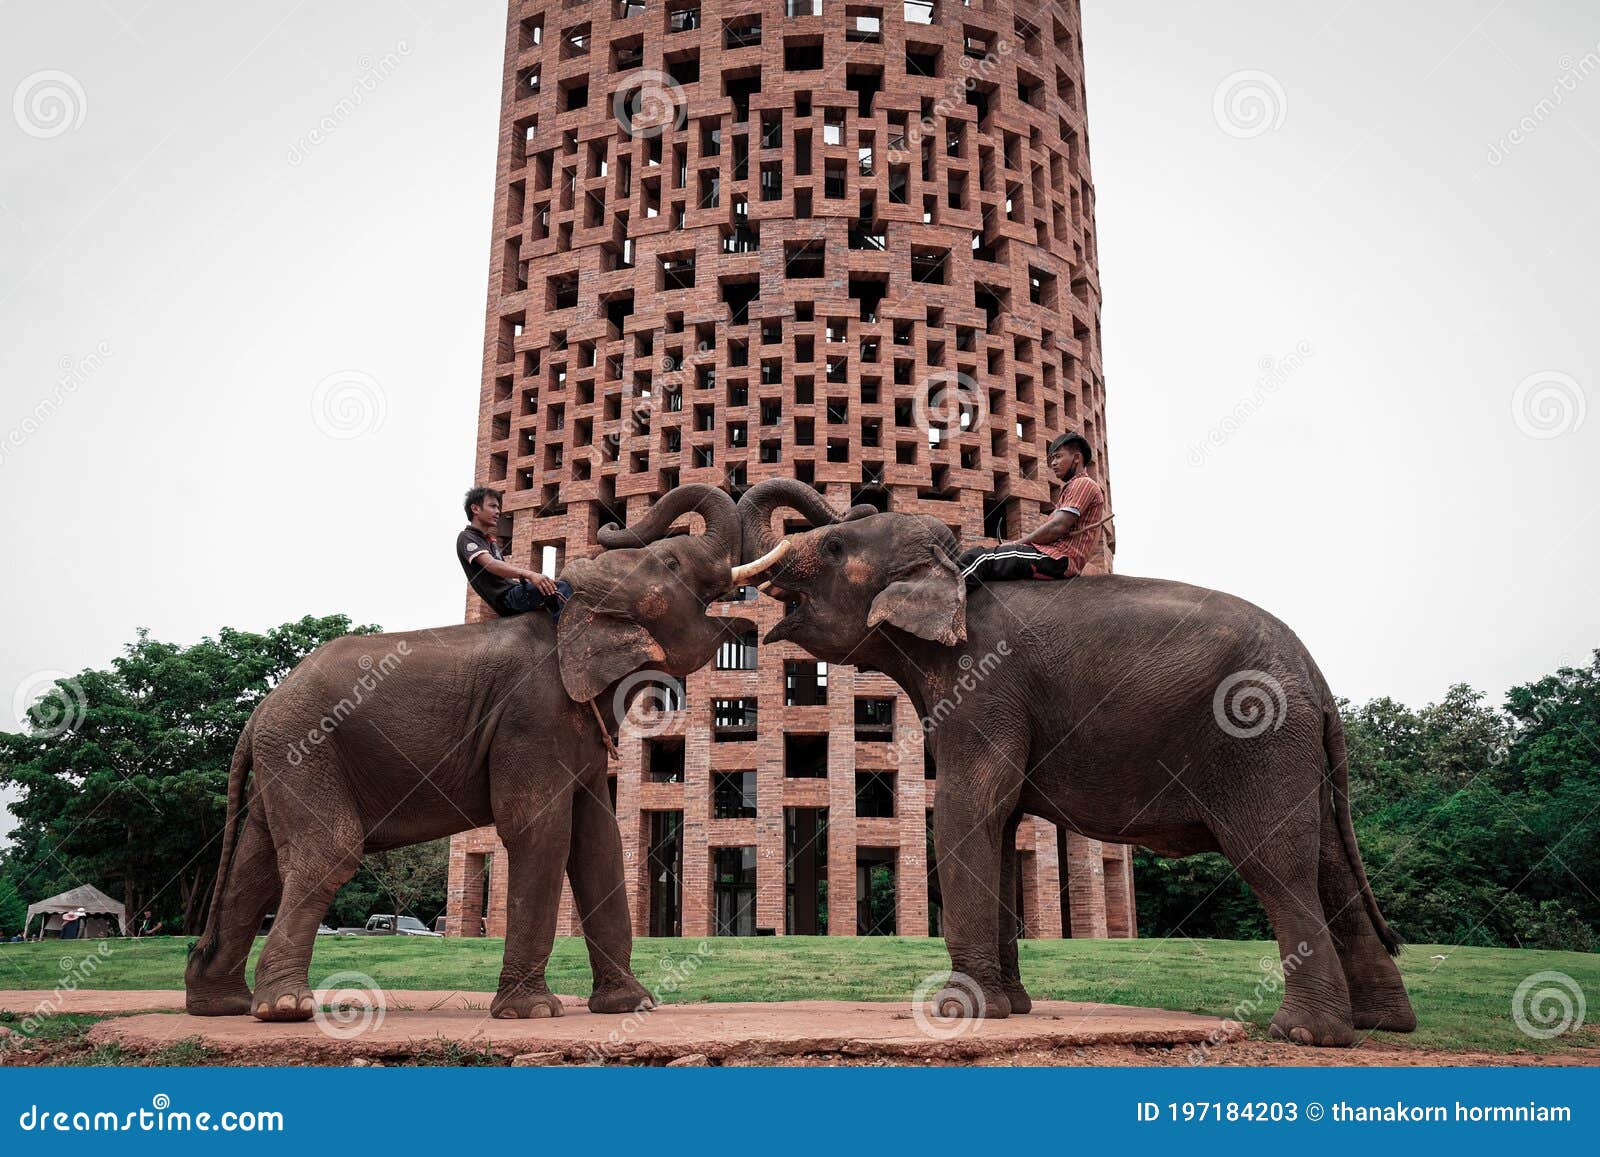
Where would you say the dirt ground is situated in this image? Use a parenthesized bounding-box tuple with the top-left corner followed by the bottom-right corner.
(4, 990, 1596, 1067)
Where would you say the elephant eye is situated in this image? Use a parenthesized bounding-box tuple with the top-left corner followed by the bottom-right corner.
(825, 538, 843, 558)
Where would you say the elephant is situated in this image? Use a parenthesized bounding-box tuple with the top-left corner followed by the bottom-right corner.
(185, 484, 784, 1022)
(732, 478, 1416, 1047)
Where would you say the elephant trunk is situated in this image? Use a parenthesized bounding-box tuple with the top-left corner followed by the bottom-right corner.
(596, 483, 741, 565)
(735, 478, 876, 562)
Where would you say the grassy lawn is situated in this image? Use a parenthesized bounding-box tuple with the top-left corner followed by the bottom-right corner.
(1, 935, 1595, 1056)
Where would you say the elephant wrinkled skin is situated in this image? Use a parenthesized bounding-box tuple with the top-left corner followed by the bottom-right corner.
(734, 479, 1416, 1047)
(185, 485, 755, 1023)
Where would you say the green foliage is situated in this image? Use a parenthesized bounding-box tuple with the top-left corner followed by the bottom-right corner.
(0, 868, 28, 937)
(327, 840, 450, 931)
(1136, 653, 1600, 951)
(0, 615, 376, 935)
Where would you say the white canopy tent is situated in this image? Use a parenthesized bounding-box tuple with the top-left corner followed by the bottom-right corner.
(24, 884, 127, 939)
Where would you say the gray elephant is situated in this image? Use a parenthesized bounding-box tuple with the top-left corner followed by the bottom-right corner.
(185, 484, 783, 1022)
(733, 478, 1415, 1047)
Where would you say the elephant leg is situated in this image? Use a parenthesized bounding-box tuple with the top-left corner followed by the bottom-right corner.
(567, 767, 654, 1014)
(1318, 801, 1415, 1032)
(930, 755, 1021, 1020)
(1217, 818, 1354, 1047)
(185, 814, 280, 1016)
(251, 823, 362, 1023)
(490, 793, 573, 1020)
(996, 809, 1031, 1013)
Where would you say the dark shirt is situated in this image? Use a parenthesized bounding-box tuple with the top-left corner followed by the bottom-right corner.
(457, 525, 518, 614)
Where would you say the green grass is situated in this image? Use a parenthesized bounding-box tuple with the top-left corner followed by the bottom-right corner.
(1, 935, 1595, 1056)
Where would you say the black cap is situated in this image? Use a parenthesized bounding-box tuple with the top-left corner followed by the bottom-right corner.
(1047, 431, 1093, 464)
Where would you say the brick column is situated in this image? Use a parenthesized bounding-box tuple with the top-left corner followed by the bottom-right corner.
(1104, 843, 1137, 938)
(894, 694, 929, 938)
(486, 847, 511, 940)
(1019, 817, 1064, 939)
(1061, 830, 1108, 939)
(680, 705, 712, 937)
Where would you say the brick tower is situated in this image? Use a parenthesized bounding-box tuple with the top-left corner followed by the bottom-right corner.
(447, 0, 1135, 943)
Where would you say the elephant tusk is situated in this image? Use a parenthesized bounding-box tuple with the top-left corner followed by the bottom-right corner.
(730, 539, 792, 585)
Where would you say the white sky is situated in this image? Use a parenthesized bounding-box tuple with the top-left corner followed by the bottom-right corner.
(2, 1, 1598, 844)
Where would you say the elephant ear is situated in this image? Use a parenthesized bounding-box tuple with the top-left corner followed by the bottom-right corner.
(867, 543, 967, 646)
(556, 607, 666, 704)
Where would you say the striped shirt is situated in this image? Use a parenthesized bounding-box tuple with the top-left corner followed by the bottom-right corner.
(1037, 472, 1106, 575)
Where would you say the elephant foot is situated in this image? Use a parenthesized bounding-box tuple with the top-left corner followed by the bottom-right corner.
(932, 981, 1011, 1021)
(1351, 998, 1417, 1033)
(587, 976, 656, 1015)
(1268, 1004, 1355, 1048)
(185, 983, 253, 1017)
(491, 988, 564, 1019)
(1000, 984, 1032, 1015)
(251, 984, 316, 1023)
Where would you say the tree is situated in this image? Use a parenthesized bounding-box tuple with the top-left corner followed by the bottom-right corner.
(0, 869, 27, 938)
(0, 615, 376, 934)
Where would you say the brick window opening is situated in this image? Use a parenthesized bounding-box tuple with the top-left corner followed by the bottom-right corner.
(713, 698, 758, 742)
(784, 660, 828, 707)
(724, 16, 761, 49)
(784, 41, 824, 72)
(645, 736, 686, 784)
(717, 628, 758, 670)
(713, 772, 757, 820)
(713, 847, 758, 936)
(562, 23, 591, 59)
(668, 4, 701, 33)
(661, 254, 696, 290)
(847, 8, 882, 43)
(667, 51, 700, 86)
(785, 240, 825, 278)
(562, 79, 589, 111)
(550, 278, 582, 315)
(857, 697, 896, 742)
(785, 733, 828, 778)
(905, 0, 934, 24)
(856, 772, 896, 818)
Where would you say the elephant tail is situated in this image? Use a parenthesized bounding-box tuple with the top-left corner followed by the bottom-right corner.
(190, 717, 253, 968)
(1323, 702, 1402, 956)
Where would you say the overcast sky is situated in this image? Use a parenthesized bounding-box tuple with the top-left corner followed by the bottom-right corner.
(3, 1, 1597, 844)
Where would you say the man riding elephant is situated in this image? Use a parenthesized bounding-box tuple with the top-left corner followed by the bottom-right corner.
(185, 484, 783, 1023)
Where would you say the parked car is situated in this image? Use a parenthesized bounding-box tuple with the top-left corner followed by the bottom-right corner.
(361, 914, 442, 937)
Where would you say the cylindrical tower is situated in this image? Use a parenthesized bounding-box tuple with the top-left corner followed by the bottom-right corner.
(448, 0, 1134, 942)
